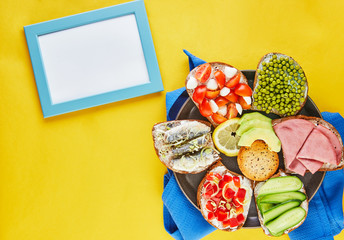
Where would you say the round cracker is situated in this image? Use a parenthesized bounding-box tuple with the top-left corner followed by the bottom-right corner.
(237, 140, 279, 181)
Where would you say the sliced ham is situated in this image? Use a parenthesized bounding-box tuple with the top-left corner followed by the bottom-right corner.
(316, 125, 342, 164)
(297, 127, 337, 165)
(274, 117, 342, 175)
(288, 159, 307, 176)
(273, 119, 315, 175)
(297, 158, 324, 174)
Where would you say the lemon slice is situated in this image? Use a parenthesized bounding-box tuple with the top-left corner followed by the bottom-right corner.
(212, 118, 241, 156)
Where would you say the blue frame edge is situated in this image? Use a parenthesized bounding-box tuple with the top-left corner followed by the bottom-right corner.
(24, 0, 163, 118)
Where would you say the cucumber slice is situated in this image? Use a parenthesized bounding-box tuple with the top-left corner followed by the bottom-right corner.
(259, 203, 275, 213)
(266, 207, 306, 236)
(260, 192, 306, 204)
(262, 200, 301, 224)
(257, 176, 303, 197)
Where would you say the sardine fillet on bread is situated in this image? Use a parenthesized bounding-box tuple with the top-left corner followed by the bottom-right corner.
(152, 119, 220, 174)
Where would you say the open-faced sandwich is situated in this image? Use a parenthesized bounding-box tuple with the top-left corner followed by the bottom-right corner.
(255, 171, 308, 237)
(197, 162, 253, 231)
(252, 53, 308, 116)
(185, 62, 253, 126)
(273, 115, 344, 175)
(152, 120, 220, 174)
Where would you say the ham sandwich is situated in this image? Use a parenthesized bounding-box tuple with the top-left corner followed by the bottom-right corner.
(272, 116, 344, 175)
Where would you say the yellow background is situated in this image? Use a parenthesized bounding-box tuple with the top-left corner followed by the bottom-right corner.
(0, 0, 343, 239)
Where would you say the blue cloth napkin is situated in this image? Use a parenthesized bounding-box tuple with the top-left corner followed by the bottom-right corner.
(162, 50, 344, 240)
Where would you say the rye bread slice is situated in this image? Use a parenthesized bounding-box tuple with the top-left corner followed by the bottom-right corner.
(251, 53, 309, 117)
(272, 115, 344, 172)
(185, 62, 249, 127)
(254, 170, 309, 236)
(197, 162, 253, 231)
(152, 119, 220, 174)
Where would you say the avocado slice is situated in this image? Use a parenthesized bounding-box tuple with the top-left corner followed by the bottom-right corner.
(238, 128, 281, 152)
(237, 119, 273, 136)
(238, 112, 272, 125)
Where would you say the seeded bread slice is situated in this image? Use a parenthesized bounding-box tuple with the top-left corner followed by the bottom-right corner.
(237, 140, 279, 181)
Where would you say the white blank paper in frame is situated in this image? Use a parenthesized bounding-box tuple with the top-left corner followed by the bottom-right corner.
(38, 14, 150, 105)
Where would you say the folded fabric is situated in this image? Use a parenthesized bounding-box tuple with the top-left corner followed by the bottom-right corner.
(162, 50, 344, 240)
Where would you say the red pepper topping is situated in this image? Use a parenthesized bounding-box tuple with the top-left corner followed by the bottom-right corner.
(217, 210, 228, 222)
(236, 213, 245, 224)
(233, 176, 240, 188)
(236, 188, 246, 199)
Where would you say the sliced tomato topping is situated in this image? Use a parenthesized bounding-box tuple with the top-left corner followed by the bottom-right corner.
(223, 174, 233, 183)
(228, 218, 239, 228)
(236, 188, 246, 199)
(234, 83, 252, 97)
(206, 200, 217, 212)
(217, 210, 228, 222)
(214, 70, 226, 88)
(195, 63, 211, 83)
(205, 90, 220, 99)
(238, 96, 251, 110)
(199, 99, 213, 117)
(208, 211, 215, 220)
(225, 73, 241, 88)
(224, 92, 239, 103)
(223, 186, 235, 200)
(236, 205, 244, 214)
(214, 96, 229, 107)
(233, 176, 240, 188)
(227, 103, 238, 119)
(236, 213, 245, 224)
(212, 113, 228, 124)
(192, 85, 207, 104)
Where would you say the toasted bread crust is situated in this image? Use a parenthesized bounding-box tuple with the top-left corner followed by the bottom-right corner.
(251, 53, 308, 116)
(254, 170, 309, 236)
(152, 119, 221, 174)
(197, 162, 252, 231)
(272, 115, 344, 172)
(185, 62, 248, 127)
(237, 140, 279, 181)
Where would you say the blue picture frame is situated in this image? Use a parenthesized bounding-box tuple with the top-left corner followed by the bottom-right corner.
(24, 0, 163, 118)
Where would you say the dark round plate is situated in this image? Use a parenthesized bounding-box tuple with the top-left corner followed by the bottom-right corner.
(174, 70, 325, 228)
